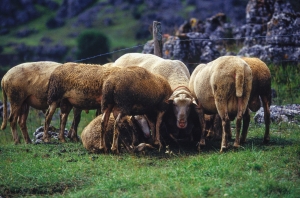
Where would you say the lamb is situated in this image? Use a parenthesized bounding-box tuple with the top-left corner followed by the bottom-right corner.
(189, 56, 252, 152)
(114, 53, 196, 140)
(100, 66, 173, 153)
(43, 62, 122, 143)
(81, 114, 152, 153)
(1, 61, 62, 144)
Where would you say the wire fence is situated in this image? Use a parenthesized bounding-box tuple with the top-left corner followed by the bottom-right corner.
(71, 33, 300, 106)
(0, 33, 299, 143)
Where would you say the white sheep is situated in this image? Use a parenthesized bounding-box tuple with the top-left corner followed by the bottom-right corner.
(114, 53, 196, 141)
(189, 56, 252, 152)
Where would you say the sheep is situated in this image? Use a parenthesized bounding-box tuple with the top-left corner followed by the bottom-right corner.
(240, 57, 271, 143)
(43, 62, 122, 143)
(1, 61, 62, 144)
(206, 57, 271, 144)
(114, 53, 196, 140)
(189, 56, 252, 152)
(100, 66, 173, 153)
(81, 113, 153, 153)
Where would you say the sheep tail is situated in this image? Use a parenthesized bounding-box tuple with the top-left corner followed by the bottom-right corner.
(1, 87, 8, 130)
(235, 65, 244, 98)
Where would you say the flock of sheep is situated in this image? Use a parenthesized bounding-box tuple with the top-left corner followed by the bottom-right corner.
(1, 53, 272, 153)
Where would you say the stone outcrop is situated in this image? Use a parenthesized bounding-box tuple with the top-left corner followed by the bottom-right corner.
(237, 0, 300, 65)
(254, 104, 300, 124)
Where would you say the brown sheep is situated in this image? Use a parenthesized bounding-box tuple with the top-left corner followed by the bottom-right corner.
(81, 114, 152, 153)
(100, 66, 173, 153)
(189, 56, 252, 152)
(239, 57, 272, 143)
(114, 53, 196, 141)
(43, 62, 123, 143)
(1, 61, 62, 144)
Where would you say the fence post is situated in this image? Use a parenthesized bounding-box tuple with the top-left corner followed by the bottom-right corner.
(153, 21, 163, 57)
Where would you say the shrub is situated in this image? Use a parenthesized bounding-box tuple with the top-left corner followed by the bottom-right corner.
(76, 30, 111, 64)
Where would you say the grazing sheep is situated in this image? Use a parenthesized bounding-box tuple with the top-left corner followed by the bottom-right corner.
(114, 53, 196, 140)
(43, 62, 122, 143)
(189, 56, 252, 152)
(100, 66, 173, 153)
(81, 114, 152, 153)
(1, 61, 62, 144)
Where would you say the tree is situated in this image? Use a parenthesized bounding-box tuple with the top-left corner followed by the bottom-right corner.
(76, 30, 111, 64)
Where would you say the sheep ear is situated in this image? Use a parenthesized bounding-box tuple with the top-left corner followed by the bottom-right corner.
(168, 94, 175, 101)
(192, 98, 198, 106)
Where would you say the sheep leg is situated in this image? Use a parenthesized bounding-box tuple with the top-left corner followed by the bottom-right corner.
(220, 114, 230, 152)
(234, 97, 243, 148)
(216, 102, 230, 152)
(59, 99, 73, 143)
(155, 111, 166, 151)
(100, 105, 113, 152)
(261, 96, 270, 143)
(43, 102, 58, 142)
(194, 104, 206, 150)
(68, 107, 81, 142)
(130, 116, 139, 146)
(9, 103, 21, 144)
(240, 108, 250, 143)
(112, 113, 127, 154)
(144, 115, 156, 144)
(18, 102, 31, 144)
(206, 114, 215, 139)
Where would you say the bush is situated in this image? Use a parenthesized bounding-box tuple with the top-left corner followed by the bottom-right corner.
(76, 30, 111, 64)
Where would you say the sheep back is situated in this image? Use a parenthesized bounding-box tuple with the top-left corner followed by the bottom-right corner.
(47, 62, 120, 108)
(101, 66, 173, 115)
(242, 57, 271, 112)
(114, 53, 190, 90)
(190, 56, 252, 116)
(2, 61, 61, 109)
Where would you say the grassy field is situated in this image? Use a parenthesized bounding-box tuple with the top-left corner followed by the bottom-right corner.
(0, 63, 299, 197)
(1, 120, 300, 197)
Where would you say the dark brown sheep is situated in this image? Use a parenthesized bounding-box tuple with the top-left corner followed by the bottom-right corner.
(100, 66, 173, 153)
(1, 61, 61, 144)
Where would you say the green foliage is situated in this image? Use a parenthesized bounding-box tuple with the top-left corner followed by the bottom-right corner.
(269, 64, 300, 104)
(76, 30, 111, 64)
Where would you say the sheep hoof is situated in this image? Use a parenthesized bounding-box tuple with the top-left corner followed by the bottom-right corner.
(70, 136, 80, 142)
(199, 139, 206, 147)
(59, 137, 67, 143)
(220, 146, 228, 153)
(25, 139, 32, 144)
(263, 138, 270, 144)
(233, 142, 240, 148)
(42, 137, 51, 143)
(14, 140, 21, 145)
(111, 146, 119, 154)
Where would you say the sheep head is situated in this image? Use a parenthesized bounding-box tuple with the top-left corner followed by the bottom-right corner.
(168, 88, 196, 129)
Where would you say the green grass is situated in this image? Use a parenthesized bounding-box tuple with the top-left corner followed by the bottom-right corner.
(1, 122, 300, 197)
(269, 64, 300, 105)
